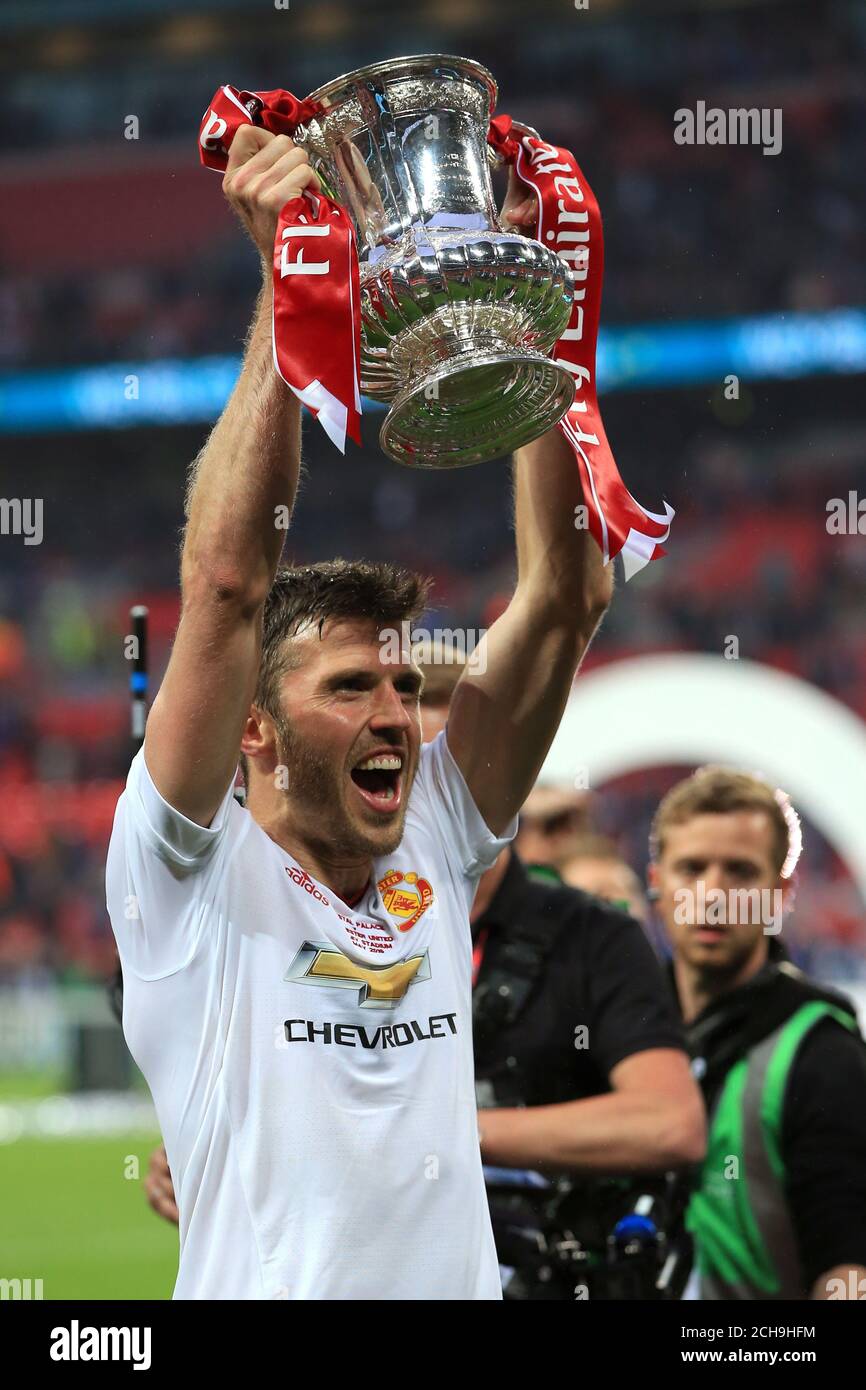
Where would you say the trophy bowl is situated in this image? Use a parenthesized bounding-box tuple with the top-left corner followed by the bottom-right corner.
(293, 55, 576, 468)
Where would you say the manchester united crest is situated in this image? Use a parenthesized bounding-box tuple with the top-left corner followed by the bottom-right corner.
(377, 869, 434, 932)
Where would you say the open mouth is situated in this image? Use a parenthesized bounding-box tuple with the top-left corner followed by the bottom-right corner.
(350, 754, 403, 814)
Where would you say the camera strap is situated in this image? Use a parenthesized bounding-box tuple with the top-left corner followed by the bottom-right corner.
(473, 870, 576, 1058)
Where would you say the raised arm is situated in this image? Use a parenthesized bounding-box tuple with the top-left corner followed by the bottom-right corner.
(446, 424, 614, 835)
(144, 128, 320, 826)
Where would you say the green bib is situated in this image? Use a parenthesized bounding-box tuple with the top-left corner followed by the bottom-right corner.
(687, 1000, 858, 1300)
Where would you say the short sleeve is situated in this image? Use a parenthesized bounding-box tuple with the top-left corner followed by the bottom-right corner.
(127, 745, 237, 868)
(105, 746, 240, 980)
(582, 904, 687, 1076)
(414, 729, 517, 880)
(782, 1018, 866, 1289)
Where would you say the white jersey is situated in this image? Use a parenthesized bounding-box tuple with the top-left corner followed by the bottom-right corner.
(105, 731, 515, 1300)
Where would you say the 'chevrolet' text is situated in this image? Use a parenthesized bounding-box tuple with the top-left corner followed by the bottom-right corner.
(284, 1013, 458, 1048)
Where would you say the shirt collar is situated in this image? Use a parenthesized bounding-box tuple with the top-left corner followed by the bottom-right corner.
(671, 956, 782, 1030)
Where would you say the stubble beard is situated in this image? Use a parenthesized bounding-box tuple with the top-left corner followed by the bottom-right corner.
(684, 932, 763, 989)
(275, 716, 407, 861)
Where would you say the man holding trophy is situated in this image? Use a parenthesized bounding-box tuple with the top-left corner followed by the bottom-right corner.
(106, 57, 668, 1300)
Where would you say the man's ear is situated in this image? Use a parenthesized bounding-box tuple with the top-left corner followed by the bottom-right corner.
(647, 860, 660, 901)
(777, 872, 797, 916)
(240, 705, 276, 766)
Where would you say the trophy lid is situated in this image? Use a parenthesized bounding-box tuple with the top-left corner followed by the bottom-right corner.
(302, 53, 497, 117)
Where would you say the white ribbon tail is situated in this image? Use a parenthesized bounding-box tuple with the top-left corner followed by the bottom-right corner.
(290, 379, 349, 454)
(619, 500, 677, 581)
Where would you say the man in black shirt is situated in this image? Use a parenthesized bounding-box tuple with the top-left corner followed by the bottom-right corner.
(463, 845, 703, 1298)
(650, 764, 866, 1300)
(471, 849, 701, 1165)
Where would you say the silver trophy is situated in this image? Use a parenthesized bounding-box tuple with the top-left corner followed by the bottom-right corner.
(293, 55, 575, 468)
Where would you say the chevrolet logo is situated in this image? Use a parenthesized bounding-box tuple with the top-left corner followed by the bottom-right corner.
(284, 942, 431, 1009)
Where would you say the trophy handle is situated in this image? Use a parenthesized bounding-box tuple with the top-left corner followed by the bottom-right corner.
(487, 118, 544, 170)
(508, 120, 543, 142)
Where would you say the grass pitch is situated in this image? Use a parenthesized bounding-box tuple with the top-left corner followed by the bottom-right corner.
(0, 1074, 177, 1300)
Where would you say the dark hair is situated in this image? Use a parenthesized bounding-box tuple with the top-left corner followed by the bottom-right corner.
(240, 559, 431, 782)
(650, 765, 801, 878)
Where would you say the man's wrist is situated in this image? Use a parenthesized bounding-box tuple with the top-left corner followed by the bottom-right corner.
(478, 1107, 512, 1162)
(477, 1109, 489, 1156)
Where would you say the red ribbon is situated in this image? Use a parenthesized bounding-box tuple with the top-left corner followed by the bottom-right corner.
(490, 115, 674, 576)
(471, 926, 489, 988)
(199, 85, 361, 450)
(198, 88, 673, 574)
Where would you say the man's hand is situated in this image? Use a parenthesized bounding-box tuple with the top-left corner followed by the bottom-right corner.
(500, 164, 538, 233)
(813, 1264, 866, 1299)
(223, 127, 321, 262)
(144, 1144, 179, 1226)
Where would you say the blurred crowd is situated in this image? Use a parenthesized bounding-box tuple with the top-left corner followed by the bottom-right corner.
(1, 382, 864, 985)
(0, 0, 864, 987)
(1, 1, 865, 368)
